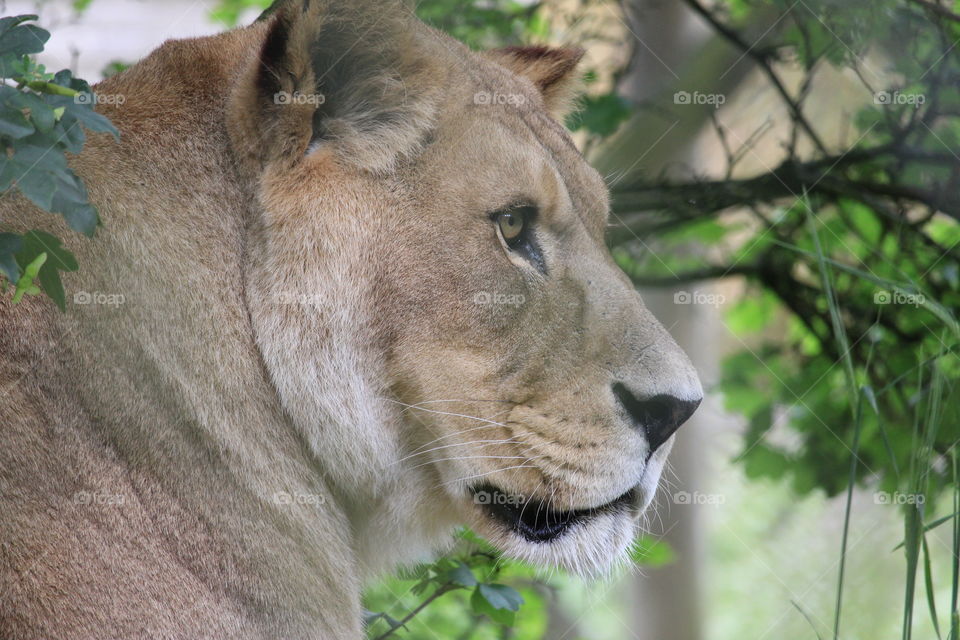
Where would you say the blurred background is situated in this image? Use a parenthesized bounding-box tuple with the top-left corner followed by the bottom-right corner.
(2, 0, 957, 638)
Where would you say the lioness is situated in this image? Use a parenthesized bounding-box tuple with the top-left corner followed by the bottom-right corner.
(0, 0, 702, 637)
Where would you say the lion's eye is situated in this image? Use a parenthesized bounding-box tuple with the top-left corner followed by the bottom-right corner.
(494, 205, 535, 249)
(497, 211, 526, 244)
(491, 205, 546, 273)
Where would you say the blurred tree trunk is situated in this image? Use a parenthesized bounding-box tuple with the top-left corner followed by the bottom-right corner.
(612, 8, 709, 639)
(588, 3, 780, 639)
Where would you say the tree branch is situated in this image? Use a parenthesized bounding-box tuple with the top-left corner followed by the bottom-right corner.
(679, 0, 830, 155)
(371, 585, 457, 640)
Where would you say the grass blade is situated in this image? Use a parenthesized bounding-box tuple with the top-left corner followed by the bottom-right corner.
(923, 534, 942, 639)
(950, 452, 958, 640)
(893, 511, 960, 551)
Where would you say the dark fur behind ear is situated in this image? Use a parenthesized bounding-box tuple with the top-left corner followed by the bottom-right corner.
(229, 0, 441, 173)
(305, 4, 440, 174)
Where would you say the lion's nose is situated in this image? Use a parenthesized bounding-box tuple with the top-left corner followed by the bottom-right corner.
(612, 383, 701, 454)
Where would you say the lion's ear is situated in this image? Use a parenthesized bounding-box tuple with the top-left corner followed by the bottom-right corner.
(229, 0, 438, 174)
(486, 46, 585, 120)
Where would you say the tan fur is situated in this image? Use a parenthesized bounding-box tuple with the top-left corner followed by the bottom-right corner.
(0, 1, 701, 638)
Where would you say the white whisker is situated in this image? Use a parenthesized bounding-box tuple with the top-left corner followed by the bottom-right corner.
(391, 438, 527, 465)
(441, 464, 541, 488)
(406, 454, 530, 472)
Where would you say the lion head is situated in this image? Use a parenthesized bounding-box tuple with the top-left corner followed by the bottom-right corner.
(229, 0, 702, 577)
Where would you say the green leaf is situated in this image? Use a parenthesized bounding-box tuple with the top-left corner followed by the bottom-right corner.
(5, 90, 58, 132)
(629, 535, 676, 567)
(15, 164, 56, 210)
(0, 106, 35, 138)
(4, 138, 100, 235)
(15, 230, 78, 311)
(0, 15, 40, 37)
(0, 20, 49, 57)
(568, 92, 633, 138)
(743, 444, 790, 481)
(0, 232, 23, 283)
(11, 250, 45, 303)
(726, 290, 779, 334)
(444, 561, 478, 587)
(471, 587, 516, 626)
(476, 583, 523, 611)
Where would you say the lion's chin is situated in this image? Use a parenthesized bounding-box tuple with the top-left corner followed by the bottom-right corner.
(468, 485, 640, 578)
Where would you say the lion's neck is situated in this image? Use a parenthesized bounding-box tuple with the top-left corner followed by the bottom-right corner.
(58, 22, 457, 588)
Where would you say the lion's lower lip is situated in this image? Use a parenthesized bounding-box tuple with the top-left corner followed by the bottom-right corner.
(471, 484, 636, 543)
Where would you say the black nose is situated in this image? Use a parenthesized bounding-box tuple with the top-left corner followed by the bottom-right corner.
(612, 383, 701, 454)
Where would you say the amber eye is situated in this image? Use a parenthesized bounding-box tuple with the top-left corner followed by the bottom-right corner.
(491, 205, 546, 272)
(496, 209, 527, 246)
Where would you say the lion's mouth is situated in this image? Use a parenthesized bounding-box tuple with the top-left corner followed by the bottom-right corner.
(470, 484, 637, 543)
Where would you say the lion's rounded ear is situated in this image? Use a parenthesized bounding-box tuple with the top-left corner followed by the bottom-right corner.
(228, 0, 439, 174)
(486, 46, 585, 120)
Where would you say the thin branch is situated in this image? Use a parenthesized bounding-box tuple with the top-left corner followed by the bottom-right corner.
(906, 0, 960, 23)
(680, 0, 830, 156)
(371, 585, 457, 640)
(628, 264, 757, 286)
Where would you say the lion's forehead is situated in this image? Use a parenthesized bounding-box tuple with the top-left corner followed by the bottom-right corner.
(424, 96, 609, 240)
(510, 109, 610, 236)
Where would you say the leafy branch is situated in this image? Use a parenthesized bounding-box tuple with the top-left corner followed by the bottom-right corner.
(0, 14, 117, 309)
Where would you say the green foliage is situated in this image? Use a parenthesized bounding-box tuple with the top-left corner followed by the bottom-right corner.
(415, 0, 541, 49)
(209, 0, 272, 26)
(612, 0, 960, 635)
(629, 534, 677, 567)
(616, 0, 959, 502)
(100, 60, 130, 78)
(0, 14, 117, 309)
(363, 532, 542, 639)
(568, 92, 633, 137)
